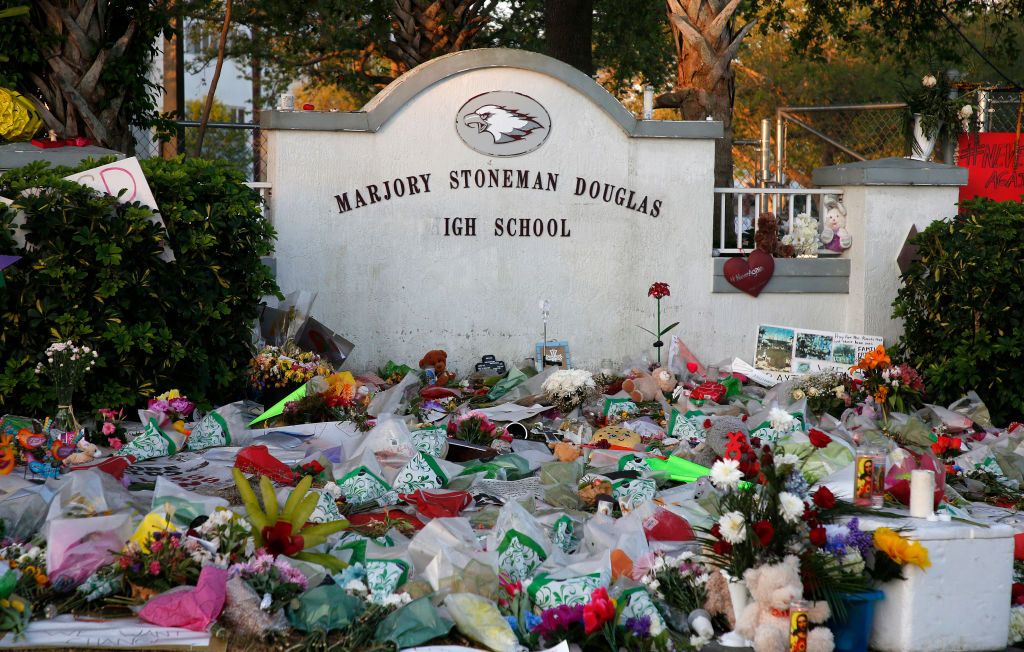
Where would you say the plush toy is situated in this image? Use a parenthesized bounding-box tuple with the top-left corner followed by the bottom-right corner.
(418, 349, 454, 386)
(622, 372, 661, 403)
(578, 478, 613, 506)
(820, 196, 851, 253)
(591, 425, 641, 449)
(651, 366, 677, 395)
(689, 415, 748, 468)
(552, 441, 581, 462)
(737, 555, 834, 652)
(703, 566, 736, 628)
(754, 212, 795, 259)
(63, 438, 102, 466)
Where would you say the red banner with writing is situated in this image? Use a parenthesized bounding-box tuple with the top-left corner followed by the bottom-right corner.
(958, 133, 1024, 203)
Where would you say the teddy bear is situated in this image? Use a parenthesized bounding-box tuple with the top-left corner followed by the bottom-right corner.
(819, 196, 851, 253)
(652, 366, 677, 395)
(63, 438, 102, 466)
(737, 555, 834, 652)
(418, 349, 454, 386)
(755, 212, 795, 259)
(686, 415, 748, 468)
(622, 370, 658, 403)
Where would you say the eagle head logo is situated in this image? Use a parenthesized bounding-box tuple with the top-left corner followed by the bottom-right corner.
(462, 104, 544, 144)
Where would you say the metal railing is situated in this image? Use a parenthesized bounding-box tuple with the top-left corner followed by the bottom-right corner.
(134, 120, 267, 182)
(714, 187, 843, 255)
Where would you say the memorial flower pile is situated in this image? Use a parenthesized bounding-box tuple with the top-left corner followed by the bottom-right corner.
(229, 553, 308, 613)
(248, 345, 333, 395)
(789, 370, 853, 417)
(115, 532, 200, 599)
(849, 346, 925, 415)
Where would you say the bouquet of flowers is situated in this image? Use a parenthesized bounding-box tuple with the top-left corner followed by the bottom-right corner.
(249, 345, 333, 399)
(635, 550, 709, 616)
(782, 213, 820, 257)
(541, 369, 597, 415)
(147, 389, 196, 433)
(849, 346, 925, 416)
(821, 518, 930, 586)
(279, 372, 372, 430)
(700, 428, 874, 610)
(87, 408, 127, 451)
(447, 410, 498, 446)
(34, 340, 98, 433)
(229, 553, 308, 614)
(789, 371, 853, 418)
(0, 542, 49, 606)
(901, 72, 978, 153)
(184, 508, 255, 568)
(115, 532, 201, 600)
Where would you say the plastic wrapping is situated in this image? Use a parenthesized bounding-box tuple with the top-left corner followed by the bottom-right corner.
(368, 372, 421, 417)
(151, 476, 229, 528)
(287, 584, 365, 632)
(375, 595, 453, 647)
(494, 500, 552, 582)
(137, 566, 228, 631)
(444, 592, 519, 652)
(186, 401, 256, 451)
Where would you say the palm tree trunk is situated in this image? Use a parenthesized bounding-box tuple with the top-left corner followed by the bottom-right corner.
(658, 0, 756, 189)
(544, 0, 594, 75)
(389, 0, 494, 70)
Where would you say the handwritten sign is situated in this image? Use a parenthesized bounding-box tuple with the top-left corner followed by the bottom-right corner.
(958, 133, 1024, 203)
(65, 157, 175, 261)
(755, 324, 883, 379)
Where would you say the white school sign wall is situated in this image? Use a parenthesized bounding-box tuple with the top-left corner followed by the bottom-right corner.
(262, 48, 888, 370)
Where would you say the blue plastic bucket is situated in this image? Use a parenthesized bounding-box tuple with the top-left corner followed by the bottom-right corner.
(827, 590, 885, 652)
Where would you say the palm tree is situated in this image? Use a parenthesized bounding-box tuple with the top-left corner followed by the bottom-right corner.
(659, 0, 757, 189)
(388, 0, 496, 71)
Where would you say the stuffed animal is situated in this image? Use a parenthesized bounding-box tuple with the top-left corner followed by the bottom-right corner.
(754, 212, 795, 259)
(820, 196, 851, 253)
(737, 555, 834, 652)
(651, 366, 678, 395)
(622, 372, 661, 403)
(591, 425, 641, 449)
(63, 438, 102, 466)
(689, 415, 748, 468)
(704, 566, 737, 628)
(418, 349, 454, 386)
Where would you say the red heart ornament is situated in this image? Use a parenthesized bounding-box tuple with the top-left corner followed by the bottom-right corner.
(723, 250, 775, 297)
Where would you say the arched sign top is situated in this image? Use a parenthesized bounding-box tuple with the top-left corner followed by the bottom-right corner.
(262, 48, 722, 140)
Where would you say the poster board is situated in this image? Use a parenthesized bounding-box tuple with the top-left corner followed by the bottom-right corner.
(754, 324, 882, 380)
(957, 133, 1024, 203)
(64, 157, 175, 261)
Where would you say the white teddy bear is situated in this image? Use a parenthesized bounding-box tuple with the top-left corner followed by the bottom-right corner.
(820, 196, 852, 252)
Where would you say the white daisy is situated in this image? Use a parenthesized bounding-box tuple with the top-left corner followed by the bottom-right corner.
(710, 459, 743, 490)
(778, 492, 805, 524)
(718, 511, 747, 544)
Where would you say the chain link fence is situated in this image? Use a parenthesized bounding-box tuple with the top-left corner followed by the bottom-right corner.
(134, 121, 267, 182)
(984, 90, 1024, 133)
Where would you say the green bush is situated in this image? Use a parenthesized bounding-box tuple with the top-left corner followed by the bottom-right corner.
(892, 198, 1024, 424)
(0, 156, 279, 414)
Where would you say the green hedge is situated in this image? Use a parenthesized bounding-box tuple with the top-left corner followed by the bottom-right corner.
(892, 198, 1024, 424)
(0, 156, 279, 414)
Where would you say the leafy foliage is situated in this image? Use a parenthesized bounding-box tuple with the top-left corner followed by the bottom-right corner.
(0, 157, 279, 414)
(892, 199, 1024, 425)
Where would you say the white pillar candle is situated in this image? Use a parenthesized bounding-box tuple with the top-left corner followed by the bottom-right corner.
(910, 469, 936, 518)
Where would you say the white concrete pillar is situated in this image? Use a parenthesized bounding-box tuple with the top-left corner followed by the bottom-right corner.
(812, 158, 966, 345)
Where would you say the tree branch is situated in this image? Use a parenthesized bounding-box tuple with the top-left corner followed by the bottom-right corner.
(668, 12, 715, 68)
(707, 0, 743, 44)
(710, 19, 756, 87)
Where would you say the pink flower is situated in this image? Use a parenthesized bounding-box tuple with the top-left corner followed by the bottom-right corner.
(102, 422, 116, 436)
(118, 556, 131, 568)
(148, 399, 170, 414)
(168, 397, 194, 416)
(108, 438, 123, 450)
(149, 540, 164, 553)
(149, 561, 161, 575)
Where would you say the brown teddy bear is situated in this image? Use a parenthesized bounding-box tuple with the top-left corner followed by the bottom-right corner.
(754, 212, 795, 259)
(419, 349, 454, 385)
(737, 555, 834, 652)
(618, 370, 659, 401)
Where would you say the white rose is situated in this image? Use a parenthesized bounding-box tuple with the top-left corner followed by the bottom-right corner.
(960, 104, 974, 118)
(922, 74, 937, 88)
(807, 387, 820, 397)
(792, 389, 806, 400)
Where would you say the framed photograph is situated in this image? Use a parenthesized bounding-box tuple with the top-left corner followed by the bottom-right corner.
(535, 340, 571, 371)
(755, 325, 795, 373)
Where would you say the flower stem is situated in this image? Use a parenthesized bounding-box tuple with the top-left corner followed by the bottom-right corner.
(656, 299, 662, 365)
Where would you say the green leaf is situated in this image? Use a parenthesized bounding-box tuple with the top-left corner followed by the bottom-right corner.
(658, 321, 680, 336)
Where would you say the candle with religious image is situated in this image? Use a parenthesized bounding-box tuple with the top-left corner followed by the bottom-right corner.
(789, 600, 810, 652)
(854, 445, 885, 507)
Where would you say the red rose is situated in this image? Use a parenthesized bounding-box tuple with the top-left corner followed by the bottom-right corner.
(713, 540, 733, 555)
(812, 486, 836, 509)
(808, 429, 832, 448)
(809, 526, 827, 547)
(710, 523, 722, 539)
(752, 520, 774, 546)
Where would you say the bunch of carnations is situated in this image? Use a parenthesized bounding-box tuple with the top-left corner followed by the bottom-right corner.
(447, 410, 498, 446)
(789, 371, 854, 418)
(541, 369, 597, 415)
(88, 408, 126, 450)
(115, 531, 200, 598)
(34, 340, 98, 432)
(849, 346, 925, 416)
(229, 553, 308, 614)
